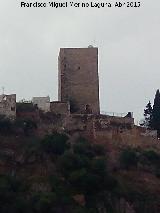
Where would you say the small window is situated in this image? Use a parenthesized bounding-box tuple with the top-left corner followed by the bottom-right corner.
(85, 104, 92, 114)
(78, 66, 80, 70)
(11, 107, 15, 111)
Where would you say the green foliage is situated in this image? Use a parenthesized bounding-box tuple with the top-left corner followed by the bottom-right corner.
(31, 192, 57, 213)
(0, 175, 28, 194)
(0, 133, 159, 212)
(0, 117, 38, 136)
(48, 176, 76, 212)
(143, 150, 160, 164)
(41, 133, 69, 155)
(136, 149, 160, 178)
(23, 119, 37, 129)
(116, 177, 159, 213)
(23, 119, 37, 136)
(120, 148, 138, 169)
(141, 101, 153, 129)
(142, 89, 160, 137)
(0, 175, 29, 213)
(90, 158, 107, 176)
(69, 206, 90, 213)
(58, 151, 90, 177)
(58, 138, 117, 198)
(73, 138, 95, 158)
(16, 102, 38, 112)
(0, 115, 13, 134)
(152, 89, 160, 137)
(69, 168, 104, 194)
(15, 118, 37, 135)
(0, 116, 38, 136)
(92, 144, 106, 156)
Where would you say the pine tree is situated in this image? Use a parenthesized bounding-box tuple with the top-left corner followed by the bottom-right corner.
(152, 89, 160, 137)
(143, 101, 153, 129)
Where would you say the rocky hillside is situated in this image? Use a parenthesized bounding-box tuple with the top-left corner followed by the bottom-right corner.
(0, 119, 160, 212)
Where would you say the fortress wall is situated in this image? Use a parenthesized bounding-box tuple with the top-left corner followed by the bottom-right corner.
(50, 101, 70, 115)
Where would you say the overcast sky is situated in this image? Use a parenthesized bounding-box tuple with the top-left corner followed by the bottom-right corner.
(0, 0, 160, 123)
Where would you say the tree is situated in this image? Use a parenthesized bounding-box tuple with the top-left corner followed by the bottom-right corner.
(0, 115, 13, 134)
(41, 133, 69, 155)
(141, 89, 160, 138)
(120, 148, 138, 170)
(142, 101, 153, 129)
(152, 89, 160, 137)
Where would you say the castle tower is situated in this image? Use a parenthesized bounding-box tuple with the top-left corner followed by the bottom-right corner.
(58, 47, 100, 114)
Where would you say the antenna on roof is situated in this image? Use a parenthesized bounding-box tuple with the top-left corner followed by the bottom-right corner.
(2, 87, 4, 95)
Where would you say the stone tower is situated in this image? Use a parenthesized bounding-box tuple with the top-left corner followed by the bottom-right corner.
(58, 47, 100, 114)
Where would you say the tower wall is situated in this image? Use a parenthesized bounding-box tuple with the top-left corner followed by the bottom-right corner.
(58, 47, 100, 114)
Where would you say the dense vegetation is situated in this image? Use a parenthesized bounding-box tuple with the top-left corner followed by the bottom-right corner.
(0, 132, 160, 212)
(142, 89, 160, 137)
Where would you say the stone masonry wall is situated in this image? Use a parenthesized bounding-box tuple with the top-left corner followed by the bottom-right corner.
(50, 101, 70, 115)
(58, 48, 100, 114)
(0, 94, 16, 119)
(63, 114, 134, 132)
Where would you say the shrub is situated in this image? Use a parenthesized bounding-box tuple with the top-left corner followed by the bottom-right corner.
(0, 115, 13, 134)
(31, 192, 57, 213)
(141, 150, 160, 177)
(73, 138, 94, 158)
(90, 157, 107, 176)
(0, 175, 29, 213)
(0, 175, 27, 193)
(41, 133, 69, 155)
(16, 102, 37, 112)
(69, 169, 102, 194)
(58, 152, 90, 177)
(14, 118, 37, 136)
(92, 144, 106, 156)
(143, 150, 160, 164)
(120, 148, 138, 169)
